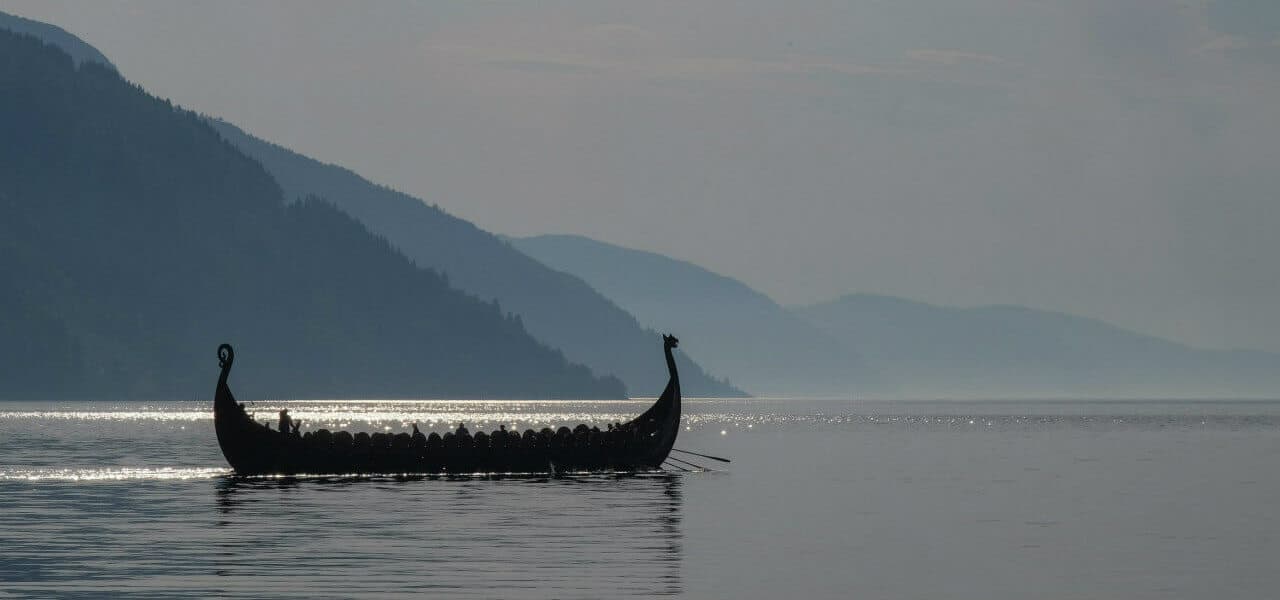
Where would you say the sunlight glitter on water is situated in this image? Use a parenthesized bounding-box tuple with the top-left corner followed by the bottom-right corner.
(4, 399, 1279, 435)
(0, 410, 213, 421)
(0, 399, 734, 432)
(0, 467, 232, 481)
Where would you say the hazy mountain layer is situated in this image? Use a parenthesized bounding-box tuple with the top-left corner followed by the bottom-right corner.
(0, 30, 623, 400)
(797, 294, 1280, 398)
(206, 120, 742, 397)
(0, 10, 115, 70)
(511, 235, 881, 396)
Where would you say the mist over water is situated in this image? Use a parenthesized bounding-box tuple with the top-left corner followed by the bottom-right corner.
(2, 398, 1278, 599)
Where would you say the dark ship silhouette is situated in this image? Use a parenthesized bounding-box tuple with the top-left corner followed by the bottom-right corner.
(213, 336, 682, 475)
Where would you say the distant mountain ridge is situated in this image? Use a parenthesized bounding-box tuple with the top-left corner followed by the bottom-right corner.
(0, 11, 115, 70)
(2, 10, 738, 398)
(511, 233, 1280, 399)
(510, 234, 881, 396)
(11, 10, 1276, 400)
(0, 27, 622, 400)
(797, 294, 1280, 398)
(206, 119, 742, 397)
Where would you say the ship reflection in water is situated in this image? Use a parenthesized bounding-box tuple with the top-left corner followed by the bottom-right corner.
(212, 474, 684, 598)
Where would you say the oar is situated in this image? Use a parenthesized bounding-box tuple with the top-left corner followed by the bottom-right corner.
(662, 461, 691, 472)
(666, 455, 712, 471)
(672, 448, 731, 463)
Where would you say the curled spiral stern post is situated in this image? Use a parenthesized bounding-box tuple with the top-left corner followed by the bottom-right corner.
(217, 343, 235, 370)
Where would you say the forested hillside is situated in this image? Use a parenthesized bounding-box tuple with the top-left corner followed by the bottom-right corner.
(208, 119, 742, 397)
(0, 30, 623, 400)
(0, 10, 115, 69)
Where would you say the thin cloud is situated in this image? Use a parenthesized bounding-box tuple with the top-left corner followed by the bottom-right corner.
(906, 49, 1007, 66)
(426, 40, 903, 84)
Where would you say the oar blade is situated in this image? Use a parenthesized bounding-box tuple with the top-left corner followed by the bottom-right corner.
(672, 448, 731, 463)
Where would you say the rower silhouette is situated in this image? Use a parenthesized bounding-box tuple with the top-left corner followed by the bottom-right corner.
(278, 409, 293, 435)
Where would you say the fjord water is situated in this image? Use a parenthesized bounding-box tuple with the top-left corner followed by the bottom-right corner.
(2, 399, 1278, 599)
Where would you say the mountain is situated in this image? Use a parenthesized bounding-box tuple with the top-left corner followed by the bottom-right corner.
(796, 294, 1280, 398)
(0, 10, 115, 70)
(0, 29, 624, 400)
(510, 235, 880, 396)
(205, 119, 742, 397)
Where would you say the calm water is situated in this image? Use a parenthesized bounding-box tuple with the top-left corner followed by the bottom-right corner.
(2, 398, 1279, 599)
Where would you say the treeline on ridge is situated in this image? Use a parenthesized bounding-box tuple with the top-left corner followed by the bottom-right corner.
(0, 30, 624, 400)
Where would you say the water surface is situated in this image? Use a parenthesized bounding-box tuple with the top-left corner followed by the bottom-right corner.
(2, 398, 1278, 598)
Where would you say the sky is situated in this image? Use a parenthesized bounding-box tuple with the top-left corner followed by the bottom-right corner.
(3, 0, 1278, 352)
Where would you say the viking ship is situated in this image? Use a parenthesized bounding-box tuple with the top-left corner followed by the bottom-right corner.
(213, 335, 682, 475)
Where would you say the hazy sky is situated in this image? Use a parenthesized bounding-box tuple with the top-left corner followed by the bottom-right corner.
(4, 1, 1278, 352)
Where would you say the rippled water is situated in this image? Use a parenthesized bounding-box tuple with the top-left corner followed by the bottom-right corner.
(2, 398, 1279, 598)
